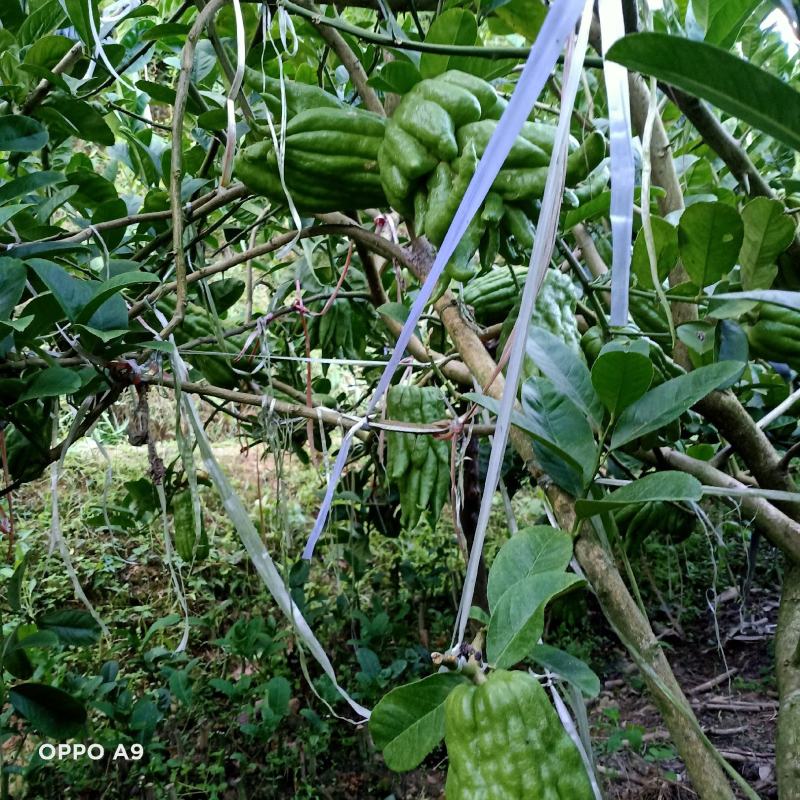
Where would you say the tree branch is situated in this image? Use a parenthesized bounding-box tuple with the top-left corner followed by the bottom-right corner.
(164, 0, 229, 339)
(280, 0, 604, 67)
(293, 0, 384, 115)
(650, 447, 800, 563)
(400, 240, 737, 799)
(146, 375, 493, 437)
(21, 42, 84, 115)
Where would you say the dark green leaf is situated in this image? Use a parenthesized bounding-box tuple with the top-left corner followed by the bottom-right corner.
(610, 361, 743, 448)
(19, 366, 82, 401)
(45, 98, 115, 146)
(140, 22, 190, 41)
(487, 526, 572, 612)
(520, 378, 598, 495)
(591, 342, 653, 416)
(64, 0, 100, 47)
(6, 553, 29, 613)
(632, 216, 678, 290)
(0, 171, 64, 205)
(66, 170, 118, 211)
(369, 673, 468, 771)
(18, 0, 65, 45)
(23, 35, 74, 69)
(607, 33, 800, 153)
(10, 683, 86, 738)
(196, 107, 228, 131)
(419, 9, 478, 78)
(38, 609, 102, 645)
(739, 197, 796, 290)
(487, 571, 584, 669)
(368, 61, 422, 94)
(0, 258, 26, 318)
(30, 260, 127, 330)
(678, 201, 744, 288)
(75, 272, 159, 325)
(206, 277, 246, 314)
(2, 638, 33, 679)
(12, 630, 59, 650)
(575, 472, 702, 517)
(529, 644, 601, 698)
(0, 115, 48, 152)
(525, 326, 603, 430)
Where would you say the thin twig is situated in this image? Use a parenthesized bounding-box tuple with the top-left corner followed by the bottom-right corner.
(279, 0, 604, 66)
(164, 0, 229, 339)
(292, 0, 385, 114)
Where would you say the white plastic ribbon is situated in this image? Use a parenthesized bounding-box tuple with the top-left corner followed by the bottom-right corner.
(453, 0, 594, 646)
(302, 0, 589, 561)
(153, 301, 370, 719)
(220, 0, 246, 187)
(599, 0, 635, 327)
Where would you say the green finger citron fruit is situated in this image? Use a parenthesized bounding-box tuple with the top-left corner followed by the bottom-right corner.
(444, 670, 594, 800)
(172, 489, 209, 562)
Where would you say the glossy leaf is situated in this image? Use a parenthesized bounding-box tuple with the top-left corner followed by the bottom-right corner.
(529, 644, 601, 698)
(10, 683, 87, 738)
(607, 33, 800, 153)
(591, 341, 654, 417)
(487, 526, 573, 612)
(368, 61, 422, 94)
(575, 472, 702, 517)
(0, 257, 26, 318)
(493, 0, 548, 40)
(75, 272, 159, 325)
(369, 673, 468, 771)
(631, 216, 678, 290)
(487, 571, 584, 669)
(63, 0, 100, 47)
(704, 0, 763, 48)
(419, 9, 478, 78)
(0, 115, 48, 152)
(610, 361, 744, 449)
(739, 197, 796, 290)
(0, 171, 64, 205)
(30, 260, 127, 330)
(525, 326, 604, 431)
(521, 378, 598, 496)
(678, 201, 744, 288)
(19, 366, 82, 401)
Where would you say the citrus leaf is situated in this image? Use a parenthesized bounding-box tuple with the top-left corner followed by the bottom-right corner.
(607, 33, 800, 153)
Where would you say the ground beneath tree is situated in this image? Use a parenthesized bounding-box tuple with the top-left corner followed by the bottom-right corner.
(368, 583, 780, 800)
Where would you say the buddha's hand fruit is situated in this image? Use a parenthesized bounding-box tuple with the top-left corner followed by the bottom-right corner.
(444, 669, 595, 800)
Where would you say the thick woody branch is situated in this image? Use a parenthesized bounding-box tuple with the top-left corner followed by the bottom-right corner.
(667, 88, 773, 198)
(651, 447, 800, 562)
(410, 246, 736, 799)
(698, 390, 795, 497)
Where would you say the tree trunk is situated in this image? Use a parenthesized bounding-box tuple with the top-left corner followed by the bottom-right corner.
(460, 433, 489, 613)
(777, 560, 800, 799)
(430, 284, 736, 799)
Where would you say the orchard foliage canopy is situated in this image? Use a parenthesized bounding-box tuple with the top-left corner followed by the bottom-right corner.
(1, 0, 800, 797)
